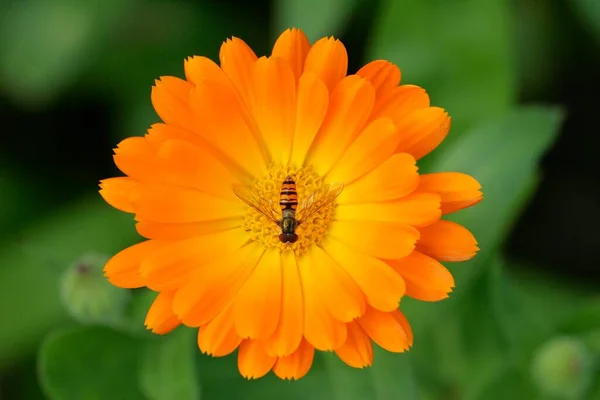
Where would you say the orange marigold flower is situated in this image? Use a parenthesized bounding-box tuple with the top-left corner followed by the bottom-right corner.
(99, 28, 483, 380)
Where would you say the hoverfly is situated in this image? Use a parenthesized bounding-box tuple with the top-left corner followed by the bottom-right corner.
(232, 176, 344, 244)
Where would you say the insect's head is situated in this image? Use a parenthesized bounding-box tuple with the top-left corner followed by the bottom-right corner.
(279, 233, 299, 244)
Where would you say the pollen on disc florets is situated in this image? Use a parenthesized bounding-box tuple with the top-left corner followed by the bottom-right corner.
(242, 164, 337, 257)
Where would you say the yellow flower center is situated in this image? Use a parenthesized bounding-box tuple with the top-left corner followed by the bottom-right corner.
(242, 164, 337, 257)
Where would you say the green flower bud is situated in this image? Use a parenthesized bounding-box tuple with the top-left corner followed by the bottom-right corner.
(531, 336, 594, 399)
(60, 253, 130, 325)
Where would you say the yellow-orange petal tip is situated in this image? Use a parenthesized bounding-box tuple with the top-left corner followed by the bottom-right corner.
(144, 291, 181, 335)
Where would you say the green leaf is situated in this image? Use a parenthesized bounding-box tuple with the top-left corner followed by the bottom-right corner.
(139, 327, 201, 400)
(368, 0, 516, 137)
(432, 106, 563, 288)
(512, 1, 559, 99)
(0, 165, 39, 238)
(38, 326, 145, 400)
(464, 257, 599, 399)
(0, 0, 134, 106)
(452, 270, 510, 400)
(589, 377, 600, 400)
(196, 350, 416, 399)
(571, 0, 600, 44)
(0, 196, 139, 367)
(581, 329, 600, 354)
(488, 258, 555, 357)
(273, 0, 360, 42)
(508, 266, 594, 333)
(197, 353, 329, 400)
(559, 300, 600, 335)
(401, 107, 562, 395)
(1, 357, 47, 400)
(472, 368, 536, 400)
(123, 289, 160, 337)
(404, 105, 561, 329)
(405, 300, 466, 396)
(420, 257, 552, 400)
(322, 348, 418, 400)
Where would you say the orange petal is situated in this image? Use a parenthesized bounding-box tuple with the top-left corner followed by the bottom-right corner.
(303, 36, 347, 91)
(153, 137, 241, 200)
(104, 240, 166, 288)
(416, 220, 479, 262)
(145, 123, 206, 149)
(145, 124, 253, 179)
(238, 339, 277, 379)
(396, 309, 414, 346)
(150, 77, 196, 132)
(144, 124, 253, 183)
(112, 136, 146, 158)
(114, 137, 240, 201)
(250, 56, 296, 165)
(356, 60, 401, 99)
(273, 339, 315, 380)
(307, 245, 366, 322)
(184, 56, 229, 86)
(263, 251, 303, 357)
(323, 238, 405, 312)
(238, 339, 276, 380)
(233, 248, 282, 339)
(328, 220, 419, 260)
(336, 192, 441, 228)
(335, 321, 373, 368)
(189, 79, 267, 181)
(271, 28, 310, 81)
(99, 177, 140, 213)
(136, 218, 243, 240)
(370, 85, 430, 124)
(197, 303, 242, 357)
(172, 242, 263, 327)
(130, 183, 244, 224)
(306, 75, 375, 176)
(297, 253, 347, 350)
(357, 308, 411, 353)
(140, 229, 247, 291)
(337, 153, 419, 204)
(387, 251, 455, 302)
(219, 37, 258, 108)
(416, 172, 483, 214)
(289, 72, 328, 167)
(145, 291, 181, 334)
(327, 117, 398, 184)
(395, 107, 450, 160)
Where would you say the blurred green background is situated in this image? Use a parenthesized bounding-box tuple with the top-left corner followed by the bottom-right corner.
(1, 0, 599, 398)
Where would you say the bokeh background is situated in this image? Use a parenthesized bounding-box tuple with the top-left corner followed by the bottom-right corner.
(1, 0, 599, 399)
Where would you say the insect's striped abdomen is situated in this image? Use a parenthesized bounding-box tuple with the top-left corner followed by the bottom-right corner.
(279, 176, 298, 211)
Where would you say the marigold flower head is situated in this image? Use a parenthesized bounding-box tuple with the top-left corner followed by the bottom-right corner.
(100, 28, 482, 380)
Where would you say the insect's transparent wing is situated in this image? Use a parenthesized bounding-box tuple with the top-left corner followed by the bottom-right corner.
(296, 182, 344, 224)
(231, 184, 280, 224)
